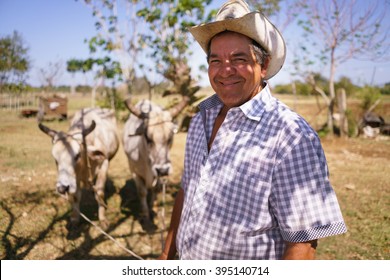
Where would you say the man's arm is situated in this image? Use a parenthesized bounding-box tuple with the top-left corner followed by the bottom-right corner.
(282, 240, 317, 260)
(158, 188, 184, 260)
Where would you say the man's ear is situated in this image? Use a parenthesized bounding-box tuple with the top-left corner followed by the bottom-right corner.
(261, 57, 270, 78)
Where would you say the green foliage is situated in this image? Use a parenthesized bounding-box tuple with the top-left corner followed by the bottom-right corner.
(317, 125, 330, 138)
(273, 82, 313, 96)
(345, 109, 358, 138)
(335, 76, 359, 96)
(67, 59, 85, 73)
(358, 86, 382, 111)
(0, 83, 32, 94)
(273, 83, 291, 94)
(296, 82, 312, 96)
(79, 0, 215, 103)
(76, 85, 92, 94)
(137, 0, 214, 86)
(66, 57, 122, 82)
(380, 83, 390, 95)
(0, 31, 30, 93)
(312, 73, 328, 91)
(96, 86, 126, 113)
(87, 36, 113, 53)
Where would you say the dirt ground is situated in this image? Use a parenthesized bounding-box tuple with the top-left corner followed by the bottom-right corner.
(0, 94, 389, 260)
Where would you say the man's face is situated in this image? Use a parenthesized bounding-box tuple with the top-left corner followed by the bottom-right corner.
(208, 32, 267, 109)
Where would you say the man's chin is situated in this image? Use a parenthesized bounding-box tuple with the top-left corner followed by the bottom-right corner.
(217, 95, 245, 108)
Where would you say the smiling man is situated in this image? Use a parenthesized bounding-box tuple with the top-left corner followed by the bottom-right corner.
(159, 0, 347, 260)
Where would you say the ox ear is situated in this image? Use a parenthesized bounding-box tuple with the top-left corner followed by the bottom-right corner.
(38, 123, 57, 139)
(82, 120, 96, 137)
(169, 96, 190, 119)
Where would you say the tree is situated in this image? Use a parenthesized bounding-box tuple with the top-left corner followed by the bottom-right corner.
(79, 1, 216, 106)
(335, 76, 358, 96)
(137, 0, 214, 103)
(0, 31, 30, 93)
(297, 0, 389, 136)
(247, 0, 300, 31)
(79, 0, 150, 96)
(67, 59, 84, 94)
(38, 60, 63, 92)
(66, 56, 122, 109)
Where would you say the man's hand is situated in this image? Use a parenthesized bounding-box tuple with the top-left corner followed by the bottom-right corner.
(282, 240, 317, 260)
(158, 252, 169, 260)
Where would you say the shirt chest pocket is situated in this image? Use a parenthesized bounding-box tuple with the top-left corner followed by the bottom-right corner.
(217, 131, 277, 183)
(209, 149, 275, 229)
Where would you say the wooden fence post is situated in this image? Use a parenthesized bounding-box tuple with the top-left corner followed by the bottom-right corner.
(337, 88, 348, 137)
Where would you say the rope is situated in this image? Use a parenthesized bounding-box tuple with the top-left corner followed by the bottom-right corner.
(159, 181, 167, 251)
(58, 193, 144, 260)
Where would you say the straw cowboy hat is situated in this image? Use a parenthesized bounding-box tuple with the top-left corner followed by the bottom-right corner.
(189, 0, 286, 80)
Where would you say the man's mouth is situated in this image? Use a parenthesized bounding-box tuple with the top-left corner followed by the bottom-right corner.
(218, 80, 241, 86)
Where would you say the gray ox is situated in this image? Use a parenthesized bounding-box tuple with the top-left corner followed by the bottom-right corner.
(123, 97, 188, 232)
(39, 108, 119, 229)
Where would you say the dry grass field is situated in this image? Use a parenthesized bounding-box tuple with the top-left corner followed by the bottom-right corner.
(0, 91, 389, 260)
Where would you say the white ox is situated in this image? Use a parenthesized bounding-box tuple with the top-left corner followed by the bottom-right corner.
(39, 108, 119, 229)
(123, 97, 188, 232)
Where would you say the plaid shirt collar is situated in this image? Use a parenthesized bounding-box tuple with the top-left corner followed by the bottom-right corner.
(198, 82, 275, 122)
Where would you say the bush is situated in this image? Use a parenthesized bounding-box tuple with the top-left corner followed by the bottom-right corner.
(273, 82, 312, 96)
(273, 84, 291, 94)
(380, 83, 390, 95)
(358, 86, 381, 111)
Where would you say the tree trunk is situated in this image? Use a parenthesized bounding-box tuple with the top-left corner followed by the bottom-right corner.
(71, 73, 76, 95)
(328, 48, 336, 136)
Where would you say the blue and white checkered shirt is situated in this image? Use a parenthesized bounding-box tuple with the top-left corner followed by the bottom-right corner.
(176, 84, 347, 259)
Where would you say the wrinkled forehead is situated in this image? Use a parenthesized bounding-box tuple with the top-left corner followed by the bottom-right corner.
(209, 31, 253, 53)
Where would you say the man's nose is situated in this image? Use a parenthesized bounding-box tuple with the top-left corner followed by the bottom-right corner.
(219, 61, 236, 76)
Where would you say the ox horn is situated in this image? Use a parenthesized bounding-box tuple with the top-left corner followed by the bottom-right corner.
(82, 120, 96, 137)
(169, 96, 190, 119)
(38, 123, 58, 139)
(124, 98, 146, 119)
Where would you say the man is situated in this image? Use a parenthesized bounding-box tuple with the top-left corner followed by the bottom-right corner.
(159, 0, 347, 260)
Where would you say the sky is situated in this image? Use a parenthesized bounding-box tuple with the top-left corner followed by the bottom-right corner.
(1, 0, 389, 89)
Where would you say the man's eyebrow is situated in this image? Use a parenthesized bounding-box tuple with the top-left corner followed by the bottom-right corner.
(231, 52, 249, 57)
(208, 53, 219, 59)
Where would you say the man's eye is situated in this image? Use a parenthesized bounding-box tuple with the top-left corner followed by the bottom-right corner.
(210, 59, 220, 65)
(233, 58, 246, 63)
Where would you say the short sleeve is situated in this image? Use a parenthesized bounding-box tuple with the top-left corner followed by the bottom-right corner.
(270, 131, 347, 242)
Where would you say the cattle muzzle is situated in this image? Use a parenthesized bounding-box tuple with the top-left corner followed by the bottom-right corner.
(156, 166, 170, 177)
(57, 184, 70, 195)
(153, 162, 172, 178)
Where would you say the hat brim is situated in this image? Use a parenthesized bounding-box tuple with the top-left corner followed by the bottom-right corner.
(189, 12, 286, 80)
